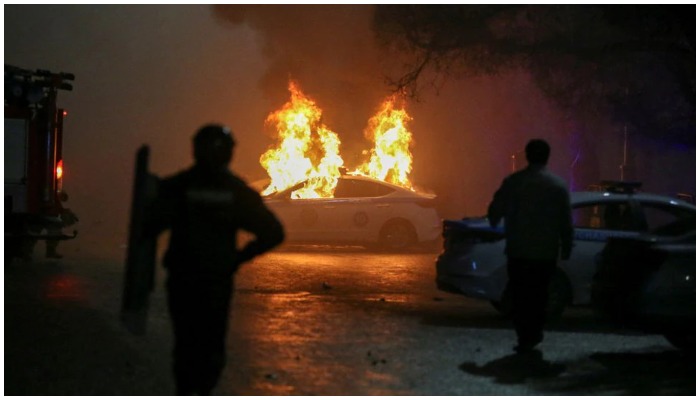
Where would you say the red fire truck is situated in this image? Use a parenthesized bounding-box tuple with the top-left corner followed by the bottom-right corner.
(5, 64, 77, 263)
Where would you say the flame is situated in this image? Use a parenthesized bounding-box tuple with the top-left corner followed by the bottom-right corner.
(260, 81, 416, 198)
(260, 81, 344, 199)
(353, 96, 413, 190)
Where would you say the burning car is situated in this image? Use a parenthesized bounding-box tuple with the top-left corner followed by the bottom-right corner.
(255, 81, 440, 249)
(435, 182, 696, 319)
(263, 173, 440, 249)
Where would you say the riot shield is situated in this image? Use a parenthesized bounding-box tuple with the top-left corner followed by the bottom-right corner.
(121, 145, 159, 335)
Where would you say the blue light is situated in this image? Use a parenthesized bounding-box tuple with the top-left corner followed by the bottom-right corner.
(471, 261, 477, 271)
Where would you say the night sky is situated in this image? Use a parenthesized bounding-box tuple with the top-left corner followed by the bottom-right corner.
(5, 5, 695, 254)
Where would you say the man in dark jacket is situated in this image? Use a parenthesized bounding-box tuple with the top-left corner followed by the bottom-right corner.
(488, 139, 573, 353)
(150, 124, 284, 395)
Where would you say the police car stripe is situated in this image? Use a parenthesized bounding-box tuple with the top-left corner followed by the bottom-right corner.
(574, 229, 639, 242)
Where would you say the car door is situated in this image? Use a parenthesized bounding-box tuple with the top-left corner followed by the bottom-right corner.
(329, 178, 396, 243)
(637, 200, 696, 233)
(563, 200, 644, 304)
(264, 184, 331, 242)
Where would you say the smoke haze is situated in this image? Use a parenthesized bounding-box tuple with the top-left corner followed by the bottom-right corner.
(5, 5, 694, 259)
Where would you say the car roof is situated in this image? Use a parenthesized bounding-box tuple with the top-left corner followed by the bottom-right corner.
(571, 191, 696, 210)
(263, 174, 435, 199)
(341, 173, 403, 188)
(341, 174, 435, 198)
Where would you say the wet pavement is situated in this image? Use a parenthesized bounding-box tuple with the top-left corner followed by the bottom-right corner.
(4, 243, 695, 395)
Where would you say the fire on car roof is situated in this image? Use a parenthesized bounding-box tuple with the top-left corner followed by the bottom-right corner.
(260, 80, 418, 199)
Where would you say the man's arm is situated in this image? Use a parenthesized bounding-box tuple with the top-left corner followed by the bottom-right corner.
(237, 190, 285, 264)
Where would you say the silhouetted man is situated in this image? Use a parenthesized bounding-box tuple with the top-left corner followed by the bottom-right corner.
(488, 139, 573, 353)
(149, 124, 284, 395)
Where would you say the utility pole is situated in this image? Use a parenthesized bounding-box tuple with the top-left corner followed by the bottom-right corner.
(620, 86, 630, 181)
(620, 125, 628, 181)
(511, 150, 524, 172)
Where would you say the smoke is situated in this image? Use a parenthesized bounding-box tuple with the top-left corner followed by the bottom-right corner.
(4, 5, 275, 259)
(211, 5, 397, 167)
(212, 5, 383, 96)
(207, 5, 620, 216)
(4, 5, 693, 263)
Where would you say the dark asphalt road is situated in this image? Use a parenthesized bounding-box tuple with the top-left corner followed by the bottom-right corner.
(4, 242, 695, 395)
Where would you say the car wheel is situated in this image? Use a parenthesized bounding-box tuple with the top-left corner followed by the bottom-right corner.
(546, 271, 572, 321)
(664, 331, 696, 351)
(378, 220, 417, 250)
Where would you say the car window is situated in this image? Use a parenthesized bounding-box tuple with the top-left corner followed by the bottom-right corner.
(652, 217, 695, 237)
(334, 179, 394, 198)
(640, 202, 695, 233)
(267, 181, 306, 200)
(572, 201, 642, 231)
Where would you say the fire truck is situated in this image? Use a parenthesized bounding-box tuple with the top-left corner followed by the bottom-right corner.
(5, 64, 77, 263)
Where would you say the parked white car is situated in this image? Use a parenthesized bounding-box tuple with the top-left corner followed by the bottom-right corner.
(436, 183, 696, 318)
(264, 174, 441, 249)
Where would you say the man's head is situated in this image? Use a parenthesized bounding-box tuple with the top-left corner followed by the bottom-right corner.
(193, 124, 236, 171)
(525, 139, 550, 166)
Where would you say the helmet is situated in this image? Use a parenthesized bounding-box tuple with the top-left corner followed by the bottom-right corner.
(193, 124, 236, 170)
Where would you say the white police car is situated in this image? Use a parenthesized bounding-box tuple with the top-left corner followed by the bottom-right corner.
(435, 182, 696, 318)
(264, 174, 441, 249)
